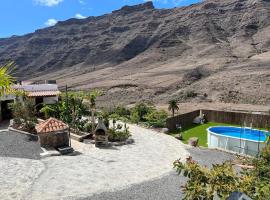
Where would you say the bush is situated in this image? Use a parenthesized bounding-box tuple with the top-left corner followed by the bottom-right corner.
(130, 111, 140, 124)
(131, 103, 154, 121)
(102, 103, 168, 128)
(83, 122, 92, 133)
(11, 98, 37, 134)
(108, 127, 131, 142)
(184, 90, 197, 98)
(145, 109, 168, 128)
(112, 106, 131, 117)
(174, 145, 270, 200)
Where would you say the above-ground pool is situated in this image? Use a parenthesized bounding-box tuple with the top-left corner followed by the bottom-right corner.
(207, 126, 269, 156)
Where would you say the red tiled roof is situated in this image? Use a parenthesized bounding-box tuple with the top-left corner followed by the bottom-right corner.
(36, 118, 68, 134)
(28, 90, 61, 97)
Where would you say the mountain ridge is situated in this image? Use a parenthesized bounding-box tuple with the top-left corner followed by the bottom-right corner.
(0, 0, 270, 106)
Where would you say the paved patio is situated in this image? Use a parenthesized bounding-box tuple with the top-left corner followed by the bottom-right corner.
(0, 123, 189, 200)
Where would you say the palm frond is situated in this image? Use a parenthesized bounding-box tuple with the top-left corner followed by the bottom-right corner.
(0, 62, 15, 96)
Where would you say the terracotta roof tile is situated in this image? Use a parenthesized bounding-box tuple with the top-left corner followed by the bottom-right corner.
(28, 90, 61, 97)
(36, 118, 68, 134)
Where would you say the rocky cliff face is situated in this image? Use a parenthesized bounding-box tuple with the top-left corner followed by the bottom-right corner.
(0, 0, 270, 105)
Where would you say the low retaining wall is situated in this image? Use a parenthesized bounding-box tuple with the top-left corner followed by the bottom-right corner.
(167, 109, 270, 131)
(8, 127, 39, 141)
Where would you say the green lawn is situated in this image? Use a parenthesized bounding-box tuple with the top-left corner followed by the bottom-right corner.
(170, 122, 239, 147)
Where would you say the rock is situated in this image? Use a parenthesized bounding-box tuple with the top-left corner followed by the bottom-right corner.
(161, 128, 169, 134)
(188, 137, 199, 147)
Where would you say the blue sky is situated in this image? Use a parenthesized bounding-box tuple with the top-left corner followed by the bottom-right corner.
(0, 0, 200, 38)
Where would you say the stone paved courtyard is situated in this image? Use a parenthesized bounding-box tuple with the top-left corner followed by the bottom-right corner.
(0, 123, 189, 200)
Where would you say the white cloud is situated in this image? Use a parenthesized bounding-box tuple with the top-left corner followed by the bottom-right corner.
(75, 13, 87, 19)
(35, 0, 63, 7)
(172, 0, 184, 6)
(45, 19, 58, 26)
(78, 0, 85, 4)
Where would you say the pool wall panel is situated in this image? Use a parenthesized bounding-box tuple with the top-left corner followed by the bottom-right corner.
(208, 129, 266, 156)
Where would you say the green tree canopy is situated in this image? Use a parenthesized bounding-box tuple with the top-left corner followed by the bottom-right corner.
(168, 99, 179, 117)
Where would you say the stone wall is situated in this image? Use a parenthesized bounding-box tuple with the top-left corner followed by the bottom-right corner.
(38, 131, 69, 148)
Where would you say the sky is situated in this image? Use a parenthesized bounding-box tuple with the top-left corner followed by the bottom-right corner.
(0, 0, 201, 38)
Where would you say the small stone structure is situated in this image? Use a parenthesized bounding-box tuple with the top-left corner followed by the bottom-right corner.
(36, 118, 69, 148)
(95, 118, 108, 147)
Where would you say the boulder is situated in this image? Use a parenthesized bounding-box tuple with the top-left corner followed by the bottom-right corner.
(161, 128, 169, 134)
(188, 137, 199, 147)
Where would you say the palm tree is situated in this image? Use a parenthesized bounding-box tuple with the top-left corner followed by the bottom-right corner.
(84, 90, 101, 134)
(168, 99, 179, 117)
(0, 62, 15, 96)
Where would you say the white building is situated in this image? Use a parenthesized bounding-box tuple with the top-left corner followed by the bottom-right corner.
(0, 81, 61, 121)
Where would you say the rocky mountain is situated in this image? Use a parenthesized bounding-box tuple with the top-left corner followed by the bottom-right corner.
(0, 0, 270, 106)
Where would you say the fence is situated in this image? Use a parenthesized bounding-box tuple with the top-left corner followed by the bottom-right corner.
(166, 109, 270, 131)
(166, 110, 200, 131)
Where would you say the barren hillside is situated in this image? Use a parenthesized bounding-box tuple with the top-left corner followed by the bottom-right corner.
(0, 0, 270, 106)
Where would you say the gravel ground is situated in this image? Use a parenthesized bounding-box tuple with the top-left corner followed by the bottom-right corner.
(0, 120, 9, 130)
(78, 148, 236, 200)
(0, 123, 189, 200)
(0, 123, 236, 200)
(0, 130, 41, 160)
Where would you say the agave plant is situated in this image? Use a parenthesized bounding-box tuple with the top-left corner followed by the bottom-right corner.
(83, 90, 102, 133)
(0, 62, 15, 96)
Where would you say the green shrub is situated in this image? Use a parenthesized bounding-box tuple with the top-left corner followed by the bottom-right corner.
(185, 90, 197, 98)
(108, 127, 131, 142)
(174, 145, 270, 200)
(112, 106, 131, 117)
(83, 122, 92, 133)
(130, 111, 140, 123)
(131, 103, 154, 122)
(11, 98, 37, 134)
(145, 109, 168, 128)
(117, 124, 123, 130)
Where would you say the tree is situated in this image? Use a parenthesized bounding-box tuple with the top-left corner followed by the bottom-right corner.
(168, 99, 179, 117)
(0, 62, 15, 96)
(84, 90, 101, 134)
(40, 105, 56, 119)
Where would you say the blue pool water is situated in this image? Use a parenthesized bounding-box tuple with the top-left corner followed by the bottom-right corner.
(208, 126, 268, 142)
